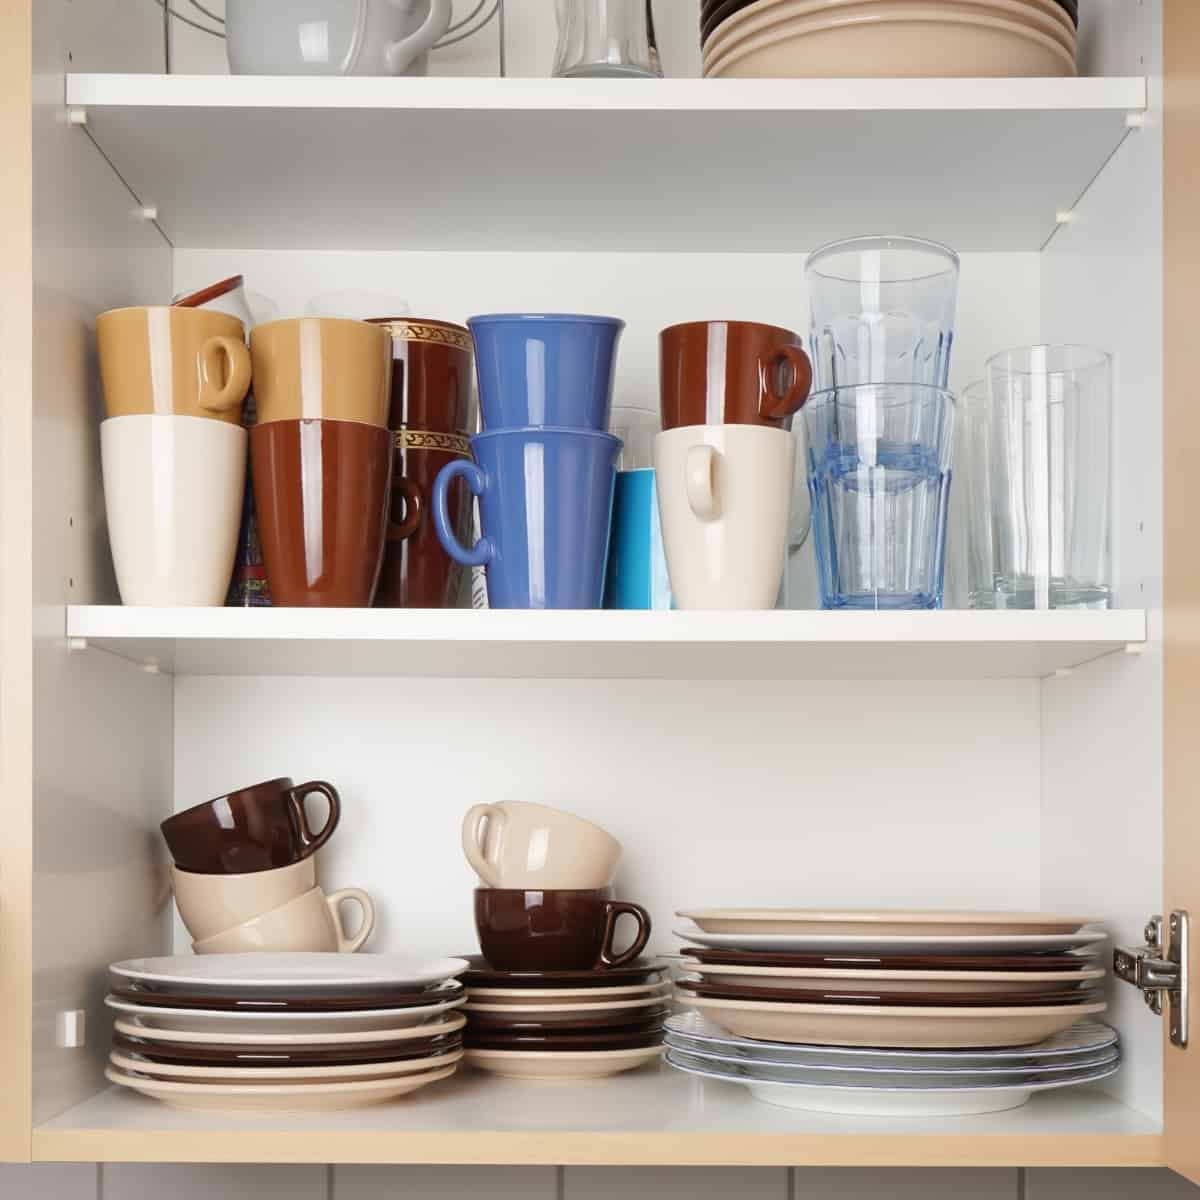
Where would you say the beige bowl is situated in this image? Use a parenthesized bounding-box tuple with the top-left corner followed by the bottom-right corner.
(706, 4, 1076, 78)
(706, 0, 1075, 67)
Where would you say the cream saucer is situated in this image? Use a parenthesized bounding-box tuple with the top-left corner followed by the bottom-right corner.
(464, 1045, 663, 1080)
(109, 1047, 463, 1082)
(467, 981, 671, 1004)
(113, 1011, 466, 1047)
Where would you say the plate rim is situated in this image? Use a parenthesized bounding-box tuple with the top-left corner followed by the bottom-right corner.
(113, 1012, 467, 1046)
(105, 1061, 457, 1096)
(110, 954, 470, 989)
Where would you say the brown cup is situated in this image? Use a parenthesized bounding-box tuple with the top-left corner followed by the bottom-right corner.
(659, 319, 813, 430)
(96, 306, 251, 426)
(160, 777, 341, 875)
(366, 319, 478, 609)
(250, 318, 391, 427)
(474, 888, 652, 972)
(251, 417, 392, 607)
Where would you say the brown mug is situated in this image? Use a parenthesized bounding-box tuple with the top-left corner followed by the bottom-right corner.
(96, 306, 251, 426)
(251, 417, 392, 607)
(160, 777, 341, 875)
(474, 888, 652, 972)
(250, 318, 391, 427)
(367, 319, 477, 608)
(659, 319, 812, 430)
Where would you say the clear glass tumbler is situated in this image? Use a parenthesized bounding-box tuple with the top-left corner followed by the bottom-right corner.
(553, 0, 662, 79)
(803, 383, 956, 610)
(805, 235, 960, 391)
(966, 345, 1112, 610)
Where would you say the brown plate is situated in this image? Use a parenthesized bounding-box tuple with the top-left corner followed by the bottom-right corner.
(460, 956, 670, 988)
(676, 980, 1105, 1008)
(109, 978, 465, 1013)
(112, 1030, 461, 1068)
(464, 1008, 670, 1033)
(678, 948, 1099, 971)
(464, 1027, 664, 1052)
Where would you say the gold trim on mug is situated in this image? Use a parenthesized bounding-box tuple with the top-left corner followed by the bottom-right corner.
(378, 321, 473, 353)
(394, 430, 472, 456)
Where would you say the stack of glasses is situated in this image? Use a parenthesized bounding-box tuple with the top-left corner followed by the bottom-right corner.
(803, 236, 959, 610)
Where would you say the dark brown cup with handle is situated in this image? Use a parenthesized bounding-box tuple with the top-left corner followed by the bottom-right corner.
(659, 319, 812, 430)
(474, 888, 651, 972)
(160, 777, 341, 875)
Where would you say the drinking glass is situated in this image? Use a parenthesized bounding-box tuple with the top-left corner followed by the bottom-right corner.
(553, 0, 662, 79)
(803, 384, 955, 610)
(966, 346, 1112, 610)
(806, 235, 959, 390)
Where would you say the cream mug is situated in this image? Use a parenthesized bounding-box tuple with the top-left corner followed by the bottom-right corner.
(461, 801, 622, 890)
(191, 887, 375, 954)
(172, 859, 316, 943)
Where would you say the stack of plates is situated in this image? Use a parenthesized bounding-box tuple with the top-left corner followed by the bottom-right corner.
(105, 953, 469, 1111)
(664, 1012, 1120, 1116)
(700, 0, 1079, 79)
(460, 955, 671, 1079)
(669, 910, 1114, 1114)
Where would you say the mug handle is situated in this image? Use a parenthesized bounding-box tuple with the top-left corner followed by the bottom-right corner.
(388, 476, 423, 541)
(198, 335, 252, 413)
(686, 444, 719, 522)
(461, 803, 505, 887)
(760, 344, 813, 421)
(287, 781, 342, 857)
(598, 901, 652, 968)
(326, 888, 375, 953)
(433, 460, 494, 567)
(385, 0, 453, 73)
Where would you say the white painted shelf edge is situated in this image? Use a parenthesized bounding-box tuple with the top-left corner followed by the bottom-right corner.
(64, 73, 1148, 113)
(62, 606, 1148, 680)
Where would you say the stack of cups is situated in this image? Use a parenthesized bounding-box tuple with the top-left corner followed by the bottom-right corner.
(803, 236, 959, 610)
(431, 314, 625, 609)
(162, 777, 375, 954)
(249, 318, 393, 606)
(653, 320, 813, 609)
(97, 306, 252, 605)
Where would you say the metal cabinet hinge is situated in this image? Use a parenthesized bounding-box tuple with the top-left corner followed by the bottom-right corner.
(1114, 911, 1189, 1049)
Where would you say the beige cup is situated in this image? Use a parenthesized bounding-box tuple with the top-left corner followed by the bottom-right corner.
(461, 801, 622, 890)
(96, 306, 251, 426)
(191, 886, 375, 954)
(250, 317, 391, 427)
(172, 859, 316, 942)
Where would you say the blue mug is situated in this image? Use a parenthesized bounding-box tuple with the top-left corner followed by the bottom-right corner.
(468, 314, 625, 432)
(432, 427, 622, 609)
(603, 469, 672, 610)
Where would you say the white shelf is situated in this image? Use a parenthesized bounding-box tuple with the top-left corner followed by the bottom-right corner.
(63, 75, 1147, 252)
(63, 606, 1147, 680)
(33, 1071, 1163, 1166)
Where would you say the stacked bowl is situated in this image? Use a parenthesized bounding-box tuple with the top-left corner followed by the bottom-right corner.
(459, 801, 668, 1077)
(701, 0, 1079, 78)
(668, 908, 1117, 1115)
(104, 953, 468, 1111)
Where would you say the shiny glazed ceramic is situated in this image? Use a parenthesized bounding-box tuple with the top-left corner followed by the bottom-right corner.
(251, 418, 392, 606)
(173, 859, 317, 942)
(192, 887, 375, 954)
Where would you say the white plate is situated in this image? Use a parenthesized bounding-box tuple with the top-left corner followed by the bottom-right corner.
(676, 910, 1099, 935)
(675, 925, 1108, 955)
(105, 1062, 457, 1111)
(664, 1051, 1119, 1117)
(110, 954, 469, 995)
(105, 993, 466, 1033)
(467, 981, 672, 1003)
(114, 1012, 466, 1047)
(465, 1045, 663, 1080)
(109, 1047, 464, 1082)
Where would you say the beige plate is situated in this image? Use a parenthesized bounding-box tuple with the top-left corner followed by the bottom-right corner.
(113, 1012, 466, 1047)
(465, 1045, 663, 1080)
(676, 910, 1098, 936)
(467, 981, 671, 1003)
(685, 963, 1106, 996)
(464, 993, 670, 1017)
(680, 996, 1106, 1048)
(105, 1063, 457, 1111)
(108, 1047, 464, 1083)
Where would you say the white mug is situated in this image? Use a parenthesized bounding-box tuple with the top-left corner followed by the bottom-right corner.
(172, 859, 316, 943)
(225, 0, 452, 77)
(192, 887, 375, 954)
(653, 424, 795, 609)
(100, 414, 246, 607)
(461, 801, 622, 890)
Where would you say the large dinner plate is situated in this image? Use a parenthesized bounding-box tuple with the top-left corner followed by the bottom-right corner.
(674, 925, 1107, 955)
(113, 1011, 466, 1047)
(676, 910, 1099, 936)
(109, 1047, 464, 1082)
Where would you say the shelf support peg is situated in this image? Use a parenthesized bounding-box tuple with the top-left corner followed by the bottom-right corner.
(1125, 642, 1147, 656)
(66, 107, 87, 126)
(1126, 112, 1148, 129)
(67, 637, 87, 653)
